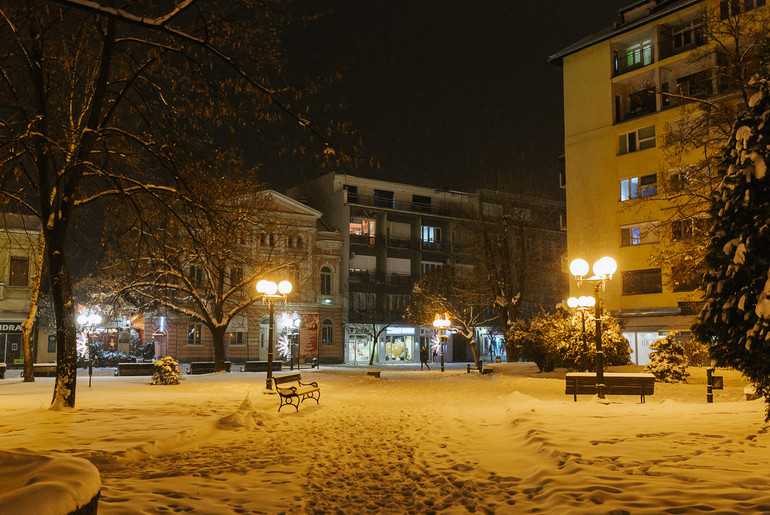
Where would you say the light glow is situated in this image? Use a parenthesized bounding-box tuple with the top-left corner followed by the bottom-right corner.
(569, 258, 590, 278)
(593, 256, 617, 278)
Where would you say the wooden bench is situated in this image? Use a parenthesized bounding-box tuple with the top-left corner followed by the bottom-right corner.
(21, 363, 58, 378)
(566, 372, 655, 403)
(0, 363, 5, 379)
(242, 361, 283, 372)
(115, 362, 157, 376)
(188, 361, 231, 374)
(274, 373, 320, 412)
(367, 369, 381, 378)
(466, 362, 493, 375)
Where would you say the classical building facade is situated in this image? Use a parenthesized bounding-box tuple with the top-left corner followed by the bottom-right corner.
(143, 191, 345, 365)
(549, 0, 764, 363)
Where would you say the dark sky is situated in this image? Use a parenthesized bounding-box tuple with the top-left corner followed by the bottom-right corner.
(279, 1, 631, 193)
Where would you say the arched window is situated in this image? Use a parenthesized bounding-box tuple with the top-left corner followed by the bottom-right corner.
(320, 266, 332, 295)
(321, 319, 334, 346)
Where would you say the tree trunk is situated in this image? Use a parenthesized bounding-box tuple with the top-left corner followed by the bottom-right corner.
(468, 338, 480, 368)
(47, 231, 78, 409)
(211, 325, 227, 372)
(368, 337, 376, 366)
(21, 234, 45, 382)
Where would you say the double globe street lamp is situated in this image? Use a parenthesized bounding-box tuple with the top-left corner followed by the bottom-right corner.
(256, 279, 292, 390)
(568, 257, 617, 399)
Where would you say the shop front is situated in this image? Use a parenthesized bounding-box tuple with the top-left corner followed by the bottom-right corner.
(1, 321, 24, 366)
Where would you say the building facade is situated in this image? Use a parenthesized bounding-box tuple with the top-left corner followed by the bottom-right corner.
(1, 214, 54, 366)
(550, 0, 763, 363)
(288, 173, 567, 365)
(143, 191, 345, 365)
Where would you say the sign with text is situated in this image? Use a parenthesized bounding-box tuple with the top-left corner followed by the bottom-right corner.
(299, 314, 318, 357)
(0, 322, 22, 334)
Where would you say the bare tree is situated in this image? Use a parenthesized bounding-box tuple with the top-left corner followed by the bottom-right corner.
(405, 266, 497, 367)
(0, 1, 345, 407)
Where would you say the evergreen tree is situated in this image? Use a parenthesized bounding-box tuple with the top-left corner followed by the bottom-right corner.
(694, 79, 770, 421)
(644, 332, 689, 383)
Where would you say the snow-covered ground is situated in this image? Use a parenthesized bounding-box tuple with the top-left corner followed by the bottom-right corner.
(1, 362, 769, 514)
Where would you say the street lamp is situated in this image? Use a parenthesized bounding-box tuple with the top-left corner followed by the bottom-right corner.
(567, 295, 595, 371)
(569, 256, 617, 399)
(257, 279, 292, 390)
(76, 310, 102, 388)
(432, 312, 451, 372)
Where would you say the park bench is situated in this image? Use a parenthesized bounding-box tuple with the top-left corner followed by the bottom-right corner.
(466, 362, 492, 375)
(188, 361, 231, 374)
(565, 372, 655, 403)
(115, 362, 156, 376)
(242, 361, 283, 372)
(20, 363, 58, 378)
(274, 372, 320, 412)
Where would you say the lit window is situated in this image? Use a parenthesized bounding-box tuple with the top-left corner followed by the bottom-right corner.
(187, 323, 202, 345)
(228, 332, 245, 346)
(620, 174, 657, 201)
(421, 226, 442, 244)
(621, 222, 659, 246)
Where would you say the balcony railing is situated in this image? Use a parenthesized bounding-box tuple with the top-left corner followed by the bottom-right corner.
(348, 271, 413, 286)
(347, 194, 455, 216)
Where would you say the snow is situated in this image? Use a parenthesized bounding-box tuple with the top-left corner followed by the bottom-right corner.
(1, 363, 769, 513)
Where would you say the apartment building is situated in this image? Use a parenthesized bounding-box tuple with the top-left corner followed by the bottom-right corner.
(288, 173, 567, 365)
(549, 0, 765, 363)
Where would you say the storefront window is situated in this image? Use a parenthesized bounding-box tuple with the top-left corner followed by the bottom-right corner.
(385, 335, 414, 361)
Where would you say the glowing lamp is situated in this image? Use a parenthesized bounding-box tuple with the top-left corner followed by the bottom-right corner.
(567, 297, 579, 309)
(278, 280, 293, 295)
(593, 256, 617, 278)
(569, 258, 590, 278)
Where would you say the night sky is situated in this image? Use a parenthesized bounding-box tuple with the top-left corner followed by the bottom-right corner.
(279, 0, 631, 194)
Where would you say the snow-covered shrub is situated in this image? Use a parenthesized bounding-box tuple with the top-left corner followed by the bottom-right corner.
(681, 337, 709, 367)
(644, 332, 689, 383)
(694, 79, 770, 420)
(150, 356, 183, 385)
(516, 309, 631, 372)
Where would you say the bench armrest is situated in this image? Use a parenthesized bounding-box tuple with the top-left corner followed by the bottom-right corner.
(299, 380, 319, 388)
(277, 386, 298, 395)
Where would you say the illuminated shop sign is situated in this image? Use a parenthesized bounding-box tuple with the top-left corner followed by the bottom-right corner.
(386, 327, 415, 335)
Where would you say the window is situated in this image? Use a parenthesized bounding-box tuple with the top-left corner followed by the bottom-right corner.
(388, 221, 411, 240)
(320, 266, 332, 295)
(187, 323, 202, 345)
(625, 39, 653, 69)
(344, 184, 358, 203)
(628, 89, 656, 118)
(373, 189, 394, 208)
(321, 319, 334, 346)
(269, 233, 275, 247)
(677, 70, 713, 100)
(412, 195, 431, 213)
(388, 294, 411, 314)
(421, 226, 442, 244)
(295, 235, 303, 248)
(671, 217, 711, 241)
(386, 257, 411, 275)
(620, 174, 657, 201)
(190, 265, 203, 285)
(228, 332, 245, 346)
(622, 269, 663, 295)
(672, 19, 705, 51)
(352, 292, 376, 311)
(421, 261, 442, 276)
(619, 126, 655, 154)
(721, 0, 765, 19)
(230, 267, 243, 287)
(8, 257, 29, 287)
(350, 218, 376, 243)
(621, 222, 659, 246)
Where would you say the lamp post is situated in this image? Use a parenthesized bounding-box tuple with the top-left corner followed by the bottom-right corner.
(567, 295, 596, 371)
(432, 312, 451, 372)
(569, 257, 617, 399)
(76, 310, 102, 388)
(256, 279, 292, 390)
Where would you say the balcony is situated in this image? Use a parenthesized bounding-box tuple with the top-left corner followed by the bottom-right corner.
(347, 194, 454, 216)
(613, 42, 654, 77)
(348, 271, 413, 286)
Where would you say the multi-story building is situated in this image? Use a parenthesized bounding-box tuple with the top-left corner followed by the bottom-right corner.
(288, 173, 567, 365)
(549, 0, 764, 363)
(1, 214, 54, 366)
(143, 191, 345, 365)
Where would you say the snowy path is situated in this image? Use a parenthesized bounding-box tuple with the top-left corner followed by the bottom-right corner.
(1, 364, 769, 513)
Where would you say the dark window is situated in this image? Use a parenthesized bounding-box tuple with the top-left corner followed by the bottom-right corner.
(320, 266, 332, 295)
(9, 257, 29, 287)
(677, 70, 713, 100)
(412, 195, 431, 213)
(619, 126, 655, 154)
(373, 189, 394, 208)
(622, 269, 663, 295)
(321, 319, 334, 346)
(344, 184, 358, 203)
